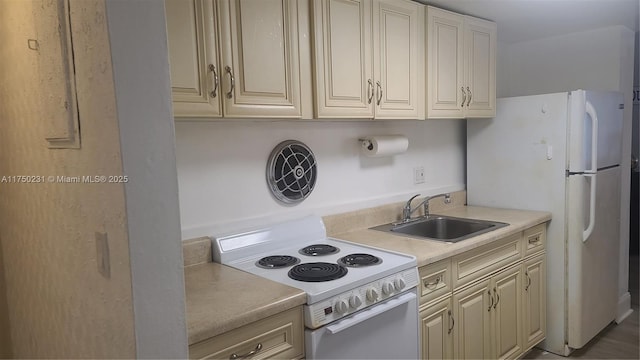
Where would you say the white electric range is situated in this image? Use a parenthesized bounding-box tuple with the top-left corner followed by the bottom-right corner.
(212, 215, 420, 359)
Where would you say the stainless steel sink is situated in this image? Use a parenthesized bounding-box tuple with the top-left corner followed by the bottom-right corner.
(370, 215, 509, 243)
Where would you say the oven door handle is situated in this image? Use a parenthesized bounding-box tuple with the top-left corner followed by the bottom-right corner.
(325, 292, 416, 335)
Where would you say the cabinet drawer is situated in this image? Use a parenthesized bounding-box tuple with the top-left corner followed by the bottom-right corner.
(418, 259, 451, 306)
(452, 233, 522, 289)
(189, 307, 304, 360)
(524, 223, 546, 257)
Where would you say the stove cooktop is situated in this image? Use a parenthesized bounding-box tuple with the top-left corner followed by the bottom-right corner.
(212, 216, 417, 304)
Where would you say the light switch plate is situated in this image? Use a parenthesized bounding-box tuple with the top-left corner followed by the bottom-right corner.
(414, 166, 425, 184)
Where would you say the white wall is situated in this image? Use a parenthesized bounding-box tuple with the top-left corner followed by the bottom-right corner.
(176, 120, 466, 239)
(105, 1, 188, 358)
(498, 24, 636, 341)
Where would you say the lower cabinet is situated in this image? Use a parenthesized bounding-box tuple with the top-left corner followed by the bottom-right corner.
(420, 296, 454, 359)
(523, 254, 546, 351)
(419, 223, 547, 359)
(189, 307, 304, 359)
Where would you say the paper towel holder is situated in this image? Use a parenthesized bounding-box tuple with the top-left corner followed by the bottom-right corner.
(358, 138, 375, 151)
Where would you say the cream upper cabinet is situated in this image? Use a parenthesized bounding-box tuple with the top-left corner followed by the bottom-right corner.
(217, 0, 302, 118)
(312, 0, 424, 119)
(463, 16, 496, 117)
(372, 0, 424, 119)
(166, 0, 302, 119)
(166, 0, 222, 118)
(426, 6, 496, 119)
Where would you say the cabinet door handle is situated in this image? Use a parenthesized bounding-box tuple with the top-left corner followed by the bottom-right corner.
(367, 79, 374, 104)
(487, 289, 493, 311)
(447, 310, 455, 334)
(424, 277, 441, 289)
(225, 66, 235, 99)
(229, 343, 262, 359)
(493, 287, 499, 309)
(525, 272, 531, 291)
(376, 81, 383, 105)
(208, 64, 219, 98)
(461, 87, 467, 107)
(528, 235, 540, 245)
(466, 86, 472, 106)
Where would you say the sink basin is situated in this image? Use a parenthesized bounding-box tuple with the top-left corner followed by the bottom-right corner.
(370, 215, 509, 243)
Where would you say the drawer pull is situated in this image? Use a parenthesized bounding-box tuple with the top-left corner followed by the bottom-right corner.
(424, 277, 441, 289)
(528, 235, 540, 245)
(230, 343, 262, 359)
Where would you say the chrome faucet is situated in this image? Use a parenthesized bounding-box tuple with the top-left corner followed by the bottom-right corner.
(400, 193, 451, 223)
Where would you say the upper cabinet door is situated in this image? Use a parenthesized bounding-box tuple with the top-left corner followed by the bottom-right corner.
(312, 0, 374, 118)
(373, 0, 424, 119)
(464, 16, 496, 118)
(166, 0, 222, 118)
(217, 0, 301, 118)
(426, 7, 464, 119)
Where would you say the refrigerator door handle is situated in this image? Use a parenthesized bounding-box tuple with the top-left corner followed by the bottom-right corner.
(582, 173, 597, 242)
(585, 101, 598, 174)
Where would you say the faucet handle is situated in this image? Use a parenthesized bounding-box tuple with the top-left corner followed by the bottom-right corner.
(406, 194, 421, 206)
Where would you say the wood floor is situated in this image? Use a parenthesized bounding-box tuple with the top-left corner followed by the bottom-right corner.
(524, 255, 640, 359)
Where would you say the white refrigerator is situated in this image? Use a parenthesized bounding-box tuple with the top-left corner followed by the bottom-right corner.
(467, 90, 623, 355)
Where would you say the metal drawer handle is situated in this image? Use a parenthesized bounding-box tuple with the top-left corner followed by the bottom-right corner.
(525, 272, 531, 291)
(424, 277, 441, 289)
(367, 79, 374, 104)
(528, 235, 540, 245)
(487, 289, 493, 312)
(229, 343, 262, 359)
(225, 66, 235, 99)
(447, 310, 454, 334)
(376, 81, 383, 105)
(466, 86, 472, 106)
(493, 287, 499, 309)
(208, 64, 219, 98)
(461, 87, 467, 107)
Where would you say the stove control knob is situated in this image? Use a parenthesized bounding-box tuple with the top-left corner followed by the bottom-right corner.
(349, 295, 362, 308)
(335, 299, 349, 314)
(394, 278, 406, 291)
(382, 282, 394, 295)
(366, 288, 379, 301)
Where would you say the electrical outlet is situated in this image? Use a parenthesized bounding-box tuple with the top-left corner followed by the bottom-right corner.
(414, 166, 425, 184)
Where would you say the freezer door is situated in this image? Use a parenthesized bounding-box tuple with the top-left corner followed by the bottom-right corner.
(568, 90, 623, 172)
(566, 166, 620, 349)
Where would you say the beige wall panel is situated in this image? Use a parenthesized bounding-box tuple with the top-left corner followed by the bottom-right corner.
(0, 0, 135, 357)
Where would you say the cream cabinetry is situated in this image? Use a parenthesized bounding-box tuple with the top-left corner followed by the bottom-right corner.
(418, 223, 547, 359)
(312, 0, 424, 119)
(166, 0, 302, 119)
(420, 296, 454, 359)
(189, 307, 304, 359)
(426, 6, 496, 119)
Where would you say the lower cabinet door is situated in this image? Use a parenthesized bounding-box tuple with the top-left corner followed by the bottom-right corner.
(420, 296, 453, 359)
(492, 264, 524, 360)
(523, 255, 546, 350)
(452, 278, 492, 359)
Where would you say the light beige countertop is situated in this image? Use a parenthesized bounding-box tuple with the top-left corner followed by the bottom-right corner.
(331, 206, 551, 268)
(184, 262, 306, 345)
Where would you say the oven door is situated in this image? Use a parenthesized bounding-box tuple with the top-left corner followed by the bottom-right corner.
(305, 289, 419, 359)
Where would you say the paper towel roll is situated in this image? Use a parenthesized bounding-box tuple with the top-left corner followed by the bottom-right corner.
(360, 135, 409, 157)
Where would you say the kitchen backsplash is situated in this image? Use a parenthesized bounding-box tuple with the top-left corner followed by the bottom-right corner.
(175, 119, 466, 240)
